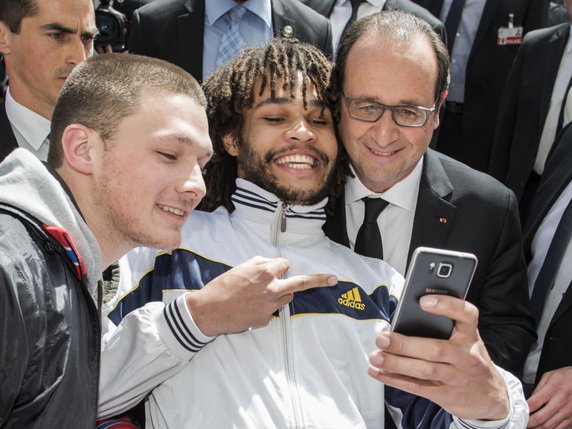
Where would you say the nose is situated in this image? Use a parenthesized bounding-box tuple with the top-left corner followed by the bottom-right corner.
(286, 120, 316, 143)
(370, 108, 399, 146)
(66, 37, 90, 66)
(178, 163, 207, 206)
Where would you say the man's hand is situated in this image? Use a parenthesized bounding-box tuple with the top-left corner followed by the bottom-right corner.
(368, 295, 510, 421)
(527, 366, 572, 428)
(185, 256, 337, 336)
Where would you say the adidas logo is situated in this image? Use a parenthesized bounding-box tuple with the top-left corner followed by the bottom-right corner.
(338, 287, 365, 311)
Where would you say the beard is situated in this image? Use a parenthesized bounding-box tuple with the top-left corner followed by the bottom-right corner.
(235, 136, 337, 206)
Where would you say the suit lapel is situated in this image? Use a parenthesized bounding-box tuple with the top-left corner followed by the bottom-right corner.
(178, 0, 204, 81)
(548, 278, 572, 328)
(272, 0, 295, 38)
(420, 0, 444, 17)
(471, 0, 499, 55)
(384, 0, 398, 11)
(523, 125, 572, 255)
(539, 25, 569, 127)
(0, 103, 18, 162)
(408, 150, 457, 266)
(324, 0, 336, 17)
(300, 0, 335, 17)
(323, 186, 350, 247)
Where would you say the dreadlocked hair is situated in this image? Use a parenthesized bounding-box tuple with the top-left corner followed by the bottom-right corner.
(199, 37, 349, 215)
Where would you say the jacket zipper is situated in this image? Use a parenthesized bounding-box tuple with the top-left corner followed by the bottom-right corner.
(273, 203, 304, 428)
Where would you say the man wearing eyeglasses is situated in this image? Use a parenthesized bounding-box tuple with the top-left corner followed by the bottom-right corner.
(325, 11, 536, 382)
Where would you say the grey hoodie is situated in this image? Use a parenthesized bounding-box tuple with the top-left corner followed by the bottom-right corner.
(0, 148, 102, 300)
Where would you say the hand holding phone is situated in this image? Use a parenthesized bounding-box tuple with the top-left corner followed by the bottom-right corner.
(391, 247, 478, 339)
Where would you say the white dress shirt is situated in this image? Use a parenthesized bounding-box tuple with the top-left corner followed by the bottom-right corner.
(523, 179, 572, 384)
(5, 88, 51, 162)
(345, 157, 423, 275)
(534, 25, 572, 175)
(203, 0, 273, 80)
(330, 0, 387, 53)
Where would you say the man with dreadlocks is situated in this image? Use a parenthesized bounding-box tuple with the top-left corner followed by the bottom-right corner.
(105, 37, 527, 427)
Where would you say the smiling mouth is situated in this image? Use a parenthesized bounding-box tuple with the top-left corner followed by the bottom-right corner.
(275, 154, 317, 170)
(368, 146, 400, 157)
(157, 204, 186, 217)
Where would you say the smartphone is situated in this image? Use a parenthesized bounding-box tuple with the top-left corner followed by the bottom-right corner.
(391, 247, 478, 339)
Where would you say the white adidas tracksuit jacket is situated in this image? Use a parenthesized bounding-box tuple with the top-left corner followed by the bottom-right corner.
(100, 179, 528, 428)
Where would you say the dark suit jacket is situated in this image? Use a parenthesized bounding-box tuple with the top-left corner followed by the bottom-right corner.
(324, 149, 536, 376)
(128, 0, 333, 82)
(490, 24, 569, 203)
(412, 0, 549, 172)
(548, 2, 569, 26)
(300, 0, 446, 42)
(523, 123, 572, 385)
(0, 102, 18, 162)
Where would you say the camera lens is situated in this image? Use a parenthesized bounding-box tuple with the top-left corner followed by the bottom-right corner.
(96, 15, 117, 44)
(95, 5, 127, 52)
(437, 263, 452, 278)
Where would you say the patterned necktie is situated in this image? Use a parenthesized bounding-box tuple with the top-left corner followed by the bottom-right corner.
(354, 197, 389, 259)
(215, 5, 247, 68)
(530, 197, 572, 322)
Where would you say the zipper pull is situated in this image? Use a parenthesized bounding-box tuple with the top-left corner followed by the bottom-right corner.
(280, 204, 288, 233)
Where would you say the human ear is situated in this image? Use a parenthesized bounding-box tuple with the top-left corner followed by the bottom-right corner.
(60, 124, 97, 175)
(433, 89, 448, 129)
(0, 22, 13, 55)
(222, 133, 239, 157)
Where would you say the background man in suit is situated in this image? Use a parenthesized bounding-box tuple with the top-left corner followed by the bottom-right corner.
(128, 0, 332, 83)
(0, 0, 97, 162)
(521, 123, 572, 428)
(491, 0, 572, 220)
(300, 0, 446, 52)
(324, 11, 536, 379)
(410, 0, 548, 172)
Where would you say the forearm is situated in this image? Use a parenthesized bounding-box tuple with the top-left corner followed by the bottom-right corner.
(385, 365, 528, 428)
(98, 296, 213, 418)
(455, 365, 529, 429)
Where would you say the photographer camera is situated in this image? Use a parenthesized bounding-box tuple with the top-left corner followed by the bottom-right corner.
(95, 0, 156, 53)
(95, 0, 127, 53)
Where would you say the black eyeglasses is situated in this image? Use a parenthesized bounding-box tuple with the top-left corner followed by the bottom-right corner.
(342, 92, 438, 128)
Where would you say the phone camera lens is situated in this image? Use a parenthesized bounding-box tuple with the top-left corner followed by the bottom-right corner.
(437, 263, 453, 278)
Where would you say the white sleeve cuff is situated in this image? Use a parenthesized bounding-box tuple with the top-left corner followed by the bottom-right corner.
(455, 365, 529, 428)
(155, 294, 214, 360)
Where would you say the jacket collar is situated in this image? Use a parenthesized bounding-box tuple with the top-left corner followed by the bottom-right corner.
(230, 178, 328, 237)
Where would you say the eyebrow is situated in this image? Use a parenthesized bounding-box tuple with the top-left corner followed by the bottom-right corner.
(41, 22, 99, 38)
(157, 134, 213, 158)
(348, 94, 429, 108)
(254, 97, 326, 110)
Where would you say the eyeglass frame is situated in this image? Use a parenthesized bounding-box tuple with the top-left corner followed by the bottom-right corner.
(341, 91, 440, 128)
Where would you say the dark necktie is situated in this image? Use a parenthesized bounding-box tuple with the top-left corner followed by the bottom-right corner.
(354, 197, 389, 259)
(530, 197, 572, 322)
(428, 0, 444, 18)
(444, 0, 466, 52)
(350, 0, 363, 21)
(342, 0, 364, 37)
